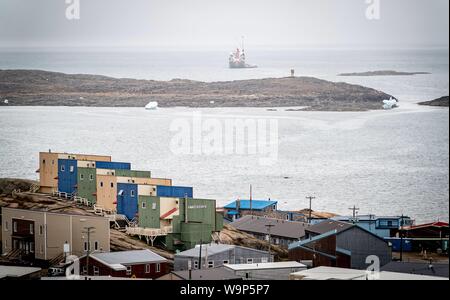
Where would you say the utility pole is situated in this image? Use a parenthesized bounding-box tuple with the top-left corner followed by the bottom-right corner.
(185, 193, 188, 223)
(399, 214, 404, 262)
(82, 226, 95, 276)
(349, 205, 360, 223)
(250, 184, 253, 216)
(306, 196, 316, 224)
(198, 240, 203, 270)
(265, 224, 275, 262)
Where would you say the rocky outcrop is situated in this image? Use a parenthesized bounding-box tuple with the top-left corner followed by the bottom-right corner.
(419, 96, 449, 107)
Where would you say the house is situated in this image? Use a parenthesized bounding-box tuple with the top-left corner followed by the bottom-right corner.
(223, 199, 277, 221)
(332, 215, 414, 238)
(174, 243, 273, 271)
(158, 267, 242, 280)
(0, 266, 42, 280)
(381, 261, 449, 278)
(289, 220, 392, 269)
(224, 261, 306, 280)
(78, 249, 169, 279)
(229, 215, 309, 248)
(289, 266, 448, 280)
(1, 207, 110, 263)
(137, 196, 223, 251)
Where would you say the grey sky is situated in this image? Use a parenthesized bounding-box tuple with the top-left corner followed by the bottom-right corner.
(0, 0, 448, 48)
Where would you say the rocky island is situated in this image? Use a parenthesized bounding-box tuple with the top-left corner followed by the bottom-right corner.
(0, 69, 394, 111)
(338, 70, 431, 76)
(419, 96, 449, 107)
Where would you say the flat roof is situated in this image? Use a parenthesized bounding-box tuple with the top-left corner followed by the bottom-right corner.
(2, 207, 109, 220)
(224, 261, 306, 271)
(175, 244, 268, 258)
(172, 267, 242, 280)
(224, 200, 277, 211)
(90, 250, 167, 268)
(0, 266, 42, 279)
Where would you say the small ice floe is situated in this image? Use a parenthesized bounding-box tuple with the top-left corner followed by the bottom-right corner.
(79, 97, 84, 100)
(383, 97, 399, 110)
(145, 101, 158, 110)
(3, 99, 9, 104)
(210, 100, 215, 105)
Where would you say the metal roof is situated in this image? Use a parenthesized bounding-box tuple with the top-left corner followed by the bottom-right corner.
(305, 220, 354, 235)
(90, 250, 167, 268)
(224, 200, 277, 211)
(0, 266, 41, 279)
(381, 262, 449, 278)
(288, 230, 337, 250)
(172, 267, 242, 280)
(230, 215, 309, 239)
(224, 261, 306, 271)
(175, 243, 268, 258)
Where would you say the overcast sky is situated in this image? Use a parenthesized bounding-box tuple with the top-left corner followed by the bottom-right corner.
(0, 0, 448, 48)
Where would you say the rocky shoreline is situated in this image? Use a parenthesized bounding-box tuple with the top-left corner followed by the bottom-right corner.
(338, 70, 431, 77)
(0, 69, 394, 111)
(418, 96, 449, 107)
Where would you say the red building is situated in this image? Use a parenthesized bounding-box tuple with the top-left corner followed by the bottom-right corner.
(79, 249, 169, 279)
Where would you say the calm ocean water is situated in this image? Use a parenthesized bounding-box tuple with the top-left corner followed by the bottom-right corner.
(0, 48, 448, 223)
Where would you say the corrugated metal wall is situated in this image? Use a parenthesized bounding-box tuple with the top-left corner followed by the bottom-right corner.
(115, 169, 151, 178)
(77, 167, 97, 205)
(57, 159, 78, 194)
(95, 161, 131, 170)
(117, 183, 139, 220)
(138, 196, 161, 228)
(156, 186, 193, 198)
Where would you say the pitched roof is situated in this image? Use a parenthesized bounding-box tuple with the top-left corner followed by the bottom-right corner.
(224, 200, 277, 211)
(229, 215, 309, 239)
(90, 250, 167, 270)
(175, 243, 269, 258)
(381, 262, 449, 278)
(405, 221, 449, 230)
(171, 267, 242, 280)
(0, 266, 42, 279)
(305, 220, 354, 235)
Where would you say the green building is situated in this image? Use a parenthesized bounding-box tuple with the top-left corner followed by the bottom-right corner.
(115, 169, 151, 178)
(138, 196, 224, 251)
(77, 167, 97, 205)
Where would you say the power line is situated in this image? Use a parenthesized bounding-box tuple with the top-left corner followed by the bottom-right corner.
(306, 196, 316, 224)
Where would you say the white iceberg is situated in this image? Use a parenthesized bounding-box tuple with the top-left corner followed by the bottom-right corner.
(145, 101, 158, 110)
(382, 97, 399, 110)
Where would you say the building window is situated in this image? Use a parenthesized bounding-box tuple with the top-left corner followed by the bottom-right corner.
(39, 225, 43, 235)
(145, 264, 150, 273)
(156, 263, 161, 273)
(94, 241, 99, 251)
(84, 241, 89, 252)
(13, 221, 17, 233)
(52, 160, 55, 165)
(61, 165, 65, 172)
(110, 182, 114, 188)
(100, 182, 103, 187)
(93, 266, 99, 276)
(223, 260, 229, 264)
(126, 266, 132, 275)
(80, 174, 84, 181)
(89, 174, 94, 181)
(193, 261, 199, 270)
(29, 224, 34, 234)
(246, 258, 254, 264)
(4, 239, 8, 248)
(207, 261, 214, 269)
(142, 202, 146, 209)
(152, 203, 157, 210)
(261, 257, 268, 263)
(69, 166, 74, 173)
(82, 266, 87, 275)
(4, 220, 8, 231)
(30, 242, 35, 253)
(130, 190, 135, 197)
(42, 159, 46, 164)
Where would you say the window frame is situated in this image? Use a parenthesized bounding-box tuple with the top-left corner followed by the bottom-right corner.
(126, 266, 132, 276)
(246, 258, 254, 264)
(145, 264, 151, 274)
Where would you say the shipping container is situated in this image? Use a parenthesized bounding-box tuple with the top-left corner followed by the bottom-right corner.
(117, 183, 139, 220)
(95, 161, 131, 170)
(156, 185, 193, 198)
(384, 238, 413, 252)
(58, 159, 78, 194)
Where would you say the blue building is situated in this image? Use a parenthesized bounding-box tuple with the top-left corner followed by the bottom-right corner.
(117, 183, 138, 220)
(95, 161, 131, 170)
(223, 199, 278, 221)
(156, 186, 193, 198)
(331, 215, 413, 238)
(57, 159, 78, 194)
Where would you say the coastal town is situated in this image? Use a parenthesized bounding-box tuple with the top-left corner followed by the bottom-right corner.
(0, 151, 448, 280)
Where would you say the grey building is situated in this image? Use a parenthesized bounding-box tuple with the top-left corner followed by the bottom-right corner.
(224, 261, 307, 280)
(289, 220, 392, 270)
(174, 243, 273, 271)
(229, 215, 309, 248)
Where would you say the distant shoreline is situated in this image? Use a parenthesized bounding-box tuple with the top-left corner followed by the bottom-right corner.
(418, 96, 449, 107)
(0, 69, 394, 111)
(338, 70, 431, 77)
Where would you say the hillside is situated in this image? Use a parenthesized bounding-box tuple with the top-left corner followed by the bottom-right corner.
(419, 96, 449, 107)
(0, 69, 393, 111)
